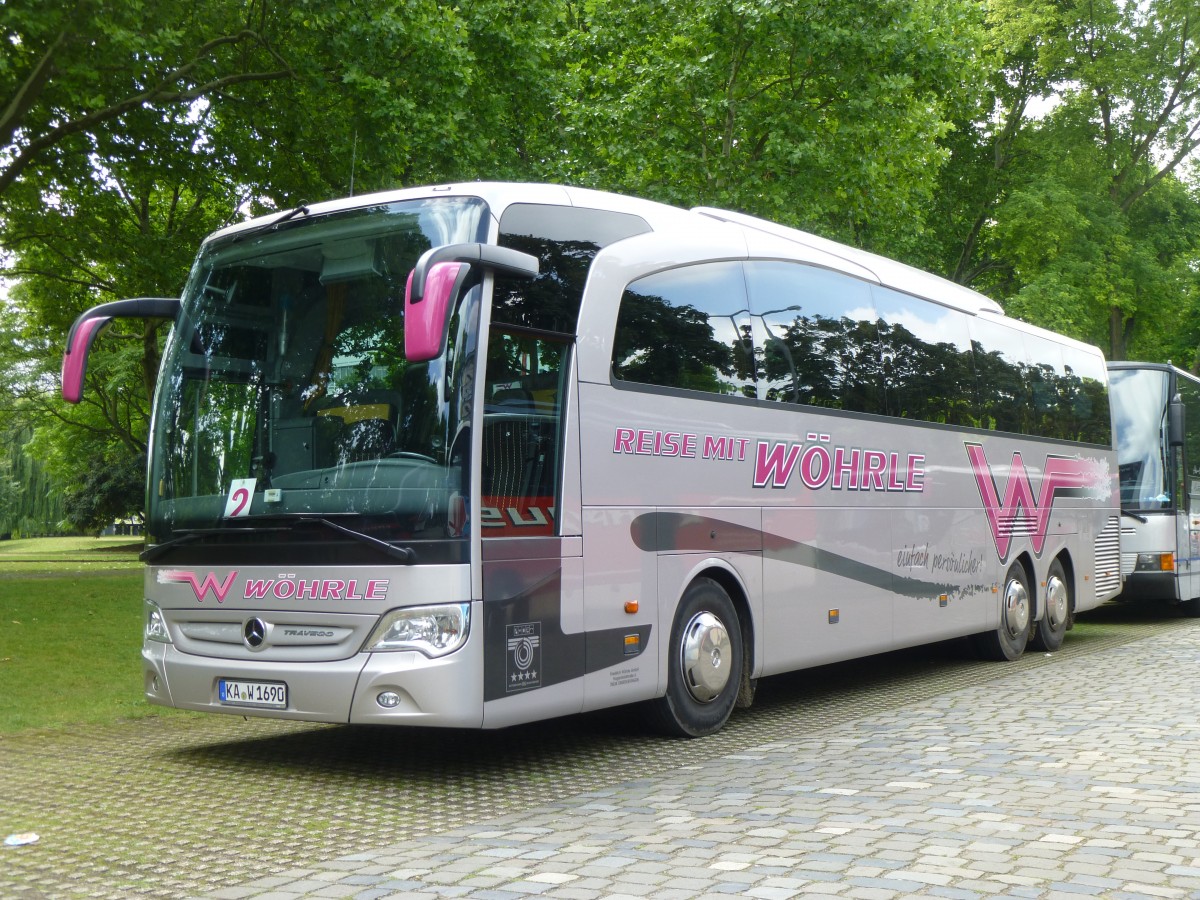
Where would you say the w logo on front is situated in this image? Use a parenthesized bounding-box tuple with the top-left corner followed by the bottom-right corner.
(159, 569, 238, 603)
(965, 443, 1110, 562)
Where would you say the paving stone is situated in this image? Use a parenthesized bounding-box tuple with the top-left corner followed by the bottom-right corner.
(6, 608, 1200, 900)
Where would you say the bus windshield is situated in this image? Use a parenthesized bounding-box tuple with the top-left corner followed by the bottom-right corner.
(1111, 366, 1172, 511)
(146, 197, 489, 559)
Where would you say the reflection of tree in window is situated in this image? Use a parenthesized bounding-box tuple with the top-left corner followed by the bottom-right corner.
(758, 312, 883, 414)
(971, 343, 1026, 434)
(493, 236, 598, 333)
(613, 291, 748, 396)
(877, 319, 975, 425)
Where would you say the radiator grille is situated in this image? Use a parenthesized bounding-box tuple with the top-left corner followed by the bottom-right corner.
(1093, 516, 1122, 598)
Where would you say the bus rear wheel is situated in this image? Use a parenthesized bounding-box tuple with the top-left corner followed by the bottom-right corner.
(1030, 559, 1070, 652)
(974, 561, 1030, 661)
(647, 577, 743, 738)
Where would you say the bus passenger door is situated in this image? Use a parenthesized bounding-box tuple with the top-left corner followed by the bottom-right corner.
(1175, 380, 1200, 602)
(479, 329, 587, 727)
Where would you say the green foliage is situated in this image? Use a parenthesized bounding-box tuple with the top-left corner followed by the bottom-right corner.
(0, 0, 1199, 515)
(928, 0, 1200, 363)
(553, 0, 986, 254)
(60, 451, 146, 535)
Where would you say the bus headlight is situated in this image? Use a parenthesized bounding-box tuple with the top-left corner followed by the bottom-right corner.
(145, 600, 172, 643)
(1135, 552, 1175, 572)
(364, 603, 470, 657)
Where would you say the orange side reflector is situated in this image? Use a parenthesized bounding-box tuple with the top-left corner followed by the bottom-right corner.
(624, 600, 639, 614)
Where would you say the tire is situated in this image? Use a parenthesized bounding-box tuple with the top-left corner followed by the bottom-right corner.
(973, 561, 1031, 661)
(1030, 558, 1070, 652)
(646, 577, 743, 738)
(1180, 596, 1200, 617)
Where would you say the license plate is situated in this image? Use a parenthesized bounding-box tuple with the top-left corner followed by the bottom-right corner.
(218, 679, 287, 709)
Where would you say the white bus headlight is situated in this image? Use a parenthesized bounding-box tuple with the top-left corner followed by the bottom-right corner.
(145, 600, 171, 643)
(364, 603, 470, 657)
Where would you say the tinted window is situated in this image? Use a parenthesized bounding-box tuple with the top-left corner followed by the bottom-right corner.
(873, 286, 975, 425)
(609, 259, 1109, 446)
(1178, 374, 1200, 514)
(746, 262, 883, 414)
(1060, 345, 1111, 445)
(495, 204, 650, 333)
(613, 262, 755, 397)
(484, 205, 650, 536)
(1023, 332, 1067, 438)
(969, 316, 1030, 435)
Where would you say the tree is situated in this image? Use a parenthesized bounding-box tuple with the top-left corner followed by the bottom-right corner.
(0, 0, 291, 201)
(553, 0, 986, 255)
(0, 0, 567, 524)
(928, 0, 1200, 362)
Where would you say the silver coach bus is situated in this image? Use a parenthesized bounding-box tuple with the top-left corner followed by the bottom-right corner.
(62, 184, 1121, 736)
(1109, 361, 1200, 615)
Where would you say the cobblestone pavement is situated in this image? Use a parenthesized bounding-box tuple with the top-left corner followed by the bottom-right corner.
(199, 610, 1200, 900)
(1, 604, 1197, 899)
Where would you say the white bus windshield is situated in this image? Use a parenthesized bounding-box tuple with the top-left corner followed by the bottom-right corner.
(1111, 366, 1172, 511)
(146, 197, 488, 562)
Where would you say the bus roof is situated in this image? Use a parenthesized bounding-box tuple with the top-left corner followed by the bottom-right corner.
(205, 182, 1102, 357)
(693, 206, 1004, 316)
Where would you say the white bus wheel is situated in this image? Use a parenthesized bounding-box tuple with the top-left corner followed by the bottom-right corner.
(1030, 559, 1070, 652)
(646, 577, 743, 738)
(973, 562, 1031, 661)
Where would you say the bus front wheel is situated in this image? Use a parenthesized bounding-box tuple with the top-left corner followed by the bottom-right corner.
(647, 577, 743, 738)
(974, 561, 1031, 661)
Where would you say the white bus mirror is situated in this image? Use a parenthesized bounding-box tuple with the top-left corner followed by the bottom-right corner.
(62, 298, 181, 403)
(404, 243, 538, 363)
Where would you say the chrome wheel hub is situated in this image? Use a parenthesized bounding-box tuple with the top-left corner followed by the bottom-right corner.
(1004, 576, 1030, 637)
(1046, 575, 1068, 629)
(679, 611, 732, 703)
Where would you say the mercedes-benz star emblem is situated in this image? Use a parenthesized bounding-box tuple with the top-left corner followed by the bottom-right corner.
(243, 618, 267, 649)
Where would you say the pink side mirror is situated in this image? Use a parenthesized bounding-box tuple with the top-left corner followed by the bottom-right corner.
(62, 315, 112, 403)
(404, 262, 469, 362)
(61, 298, 182, 403)
(403, 243, 539, 362)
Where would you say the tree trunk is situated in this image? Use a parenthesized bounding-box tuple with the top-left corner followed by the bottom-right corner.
(1108, 305, 1126, 361)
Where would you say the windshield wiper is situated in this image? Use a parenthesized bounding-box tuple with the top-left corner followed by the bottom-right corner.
(291, 517, 416, 564)
(1121, 508, 1149, 523)
(139, 526, 290, 563)
(228, 203, 311, 244)
(140, 517, 415, 564)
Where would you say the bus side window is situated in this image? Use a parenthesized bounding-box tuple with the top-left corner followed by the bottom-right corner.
(612, 262, 755, 398)
(481, 205, 650, 536)
(968, 317, 1030, 436)
(871, 285, 974, 425)
(1178, 378, 1200, 514)
(745, 261, 884, 415)
(1059, 345, 1111, 446)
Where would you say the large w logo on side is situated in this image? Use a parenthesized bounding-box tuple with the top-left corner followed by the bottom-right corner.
(965, 443, 1107, 561)
(159, 570, 239, 603)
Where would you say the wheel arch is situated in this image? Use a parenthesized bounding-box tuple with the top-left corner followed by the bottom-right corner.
(1049, 550, 1077, 623)
(697, 564, 756, 686)
(664, 558, 757, 705)
(1011, 551, 1036, 619)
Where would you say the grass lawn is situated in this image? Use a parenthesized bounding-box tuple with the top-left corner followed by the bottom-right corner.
(0, 537, 188, 733)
